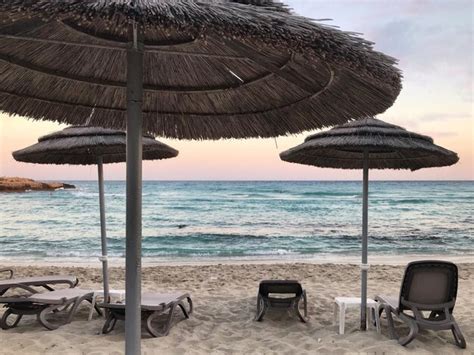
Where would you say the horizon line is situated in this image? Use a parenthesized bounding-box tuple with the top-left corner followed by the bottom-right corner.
(28, 179, 474, 182)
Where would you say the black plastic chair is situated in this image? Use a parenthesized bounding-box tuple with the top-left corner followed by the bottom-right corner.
(375, 260, 466, 348)
(255, 280, 307, 322)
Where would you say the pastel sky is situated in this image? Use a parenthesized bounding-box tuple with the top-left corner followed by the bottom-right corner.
(0, 0, 472, 180)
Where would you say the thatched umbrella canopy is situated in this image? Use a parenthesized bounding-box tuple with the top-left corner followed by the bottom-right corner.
(0, 1, 402, 139)
(281, 118, 459, 169)
(12, 126, 178, 164)
(280, 117, 458, 330)
(13, 126, 178, 304)
(0, 1, 402, 351)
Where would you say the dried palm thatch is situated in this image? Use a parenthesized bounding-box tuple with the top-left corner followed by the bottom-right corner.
(280, 117, 459, 170)
(12, 126, 178, 165)
(0, 0, 402, 139)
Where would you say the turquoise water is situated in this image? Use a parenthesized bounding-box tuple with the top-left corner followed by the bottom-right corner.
(0, 181, 473, 261)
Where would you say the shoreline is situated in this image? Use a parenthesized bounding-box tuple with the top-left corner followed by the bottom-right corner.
(1, 253, 473, 268)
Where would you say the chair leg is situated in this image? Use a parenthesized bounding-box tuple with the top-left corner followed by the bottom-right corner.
(339, 304, 345, 335)
(88, 294, 97, 321)
(37, 304, 63, 330)
(186, 296, 193, 315)
(85, 296, 103, 320)
(255, 295, 267, 322)
(381, 305, 397, 340)
(177, 297, 193, 319)
(303, 291, 308, 319)
(373, 305, 381, 333)
(65, 296, 89, 324)
(398, 313, 419, 346)
(0, 309, 22, 330)
(333, 302, 338, 326)
(102, 312, 117, 334)
(367, 306, 378, 330)
(37, 296, 86, 330)
(294, 298, 307, 323)
(451, 318, 467, 349)
(94, 303, 103, 318)
(177, 303, 189, 319)
(146, 304, 177, 337)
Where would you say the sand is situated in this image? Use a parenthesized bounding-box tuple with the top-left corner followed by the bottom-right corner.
(0, 261, 472, 354)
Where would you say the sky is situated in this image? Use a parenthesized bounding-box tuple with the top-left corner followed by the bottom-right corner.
(0, 0, 472, 181)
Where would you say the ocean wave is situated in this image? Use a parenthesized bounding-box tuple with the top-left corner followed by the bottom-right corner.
(387, 199, 432, 204)
(300, 191, 358, 197)
(1, 181, 473, 260)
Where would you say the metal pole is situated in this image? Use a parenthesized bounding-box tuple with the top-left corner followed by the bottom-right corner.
(125, 22, 144, 355)
(97, 156, 109, 303)
(360, 149, 369, 330)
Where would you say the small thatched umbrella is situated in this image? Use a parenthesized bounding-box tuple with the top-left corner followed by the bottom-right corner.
(280, 117, 459, 330)
(0, 1, 402, 351)
(12, 126, 178, 303)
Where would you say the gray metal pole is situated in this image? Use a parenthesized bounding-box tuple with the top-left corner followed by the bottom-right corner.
(360, 149, 369, 330)
(125, 22, 144, 355)
(97, 156, 110, 303)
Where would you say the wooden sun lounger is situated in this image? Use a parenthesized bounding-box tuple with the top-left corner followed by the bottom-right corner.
(99, 292, 193, 337)
(0, 275, 79, 296)
(0, 288, 98, 330)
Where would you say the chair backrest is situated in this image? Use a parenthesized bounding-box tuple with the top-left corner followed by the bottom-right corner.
(399, 260, 458, 312)
(259, 280, 303, 297)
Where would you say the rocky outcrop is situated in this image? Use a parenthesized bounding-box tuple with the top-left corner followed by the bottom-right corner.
(0, 177, 75, 192)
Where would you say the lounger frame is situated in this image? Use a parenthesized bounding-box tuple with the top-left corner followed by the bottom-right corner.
(255, 280, 308, 322)
(0, 275, 79, 296)
(1, 279, 99, 331)
(376, 260, 466, 348)
(1, 292, 99, 330)
(100, 293, 193, 337)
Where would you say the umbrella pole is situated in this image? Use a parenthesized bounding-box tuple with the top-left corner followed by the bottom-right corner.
(125, 23, 144, 355)
(97, 157, 110, 303)
(360, 149, 369, 330)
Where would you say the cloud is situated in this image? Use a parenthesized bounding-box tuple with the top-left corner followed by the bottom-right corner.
(427, 131, 459, 138)
(418, 113, 472, 122)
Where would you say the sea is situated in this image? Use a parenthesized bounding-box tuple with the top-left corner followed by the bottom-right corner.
(0, 181, 473, 263)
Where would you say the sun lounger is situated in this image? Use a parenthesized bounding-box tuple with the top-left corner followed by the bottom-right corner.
(99, 292, 193, 337)
(375, 260, 466, 348)
(0, 275, 79, 296)
(255, 280, 307, 322)
(0, 288, 98, 330)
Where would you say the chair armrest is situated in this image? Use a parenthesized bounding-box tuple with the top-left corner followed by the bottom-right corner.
(0, 268, 14, 279)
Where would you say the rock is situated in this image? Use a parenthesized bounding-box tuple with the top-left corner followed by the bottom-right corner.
(0, 177, 76, 192)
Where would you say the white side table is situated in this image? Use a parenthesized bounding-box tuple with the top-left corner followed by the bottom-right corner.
(88, 289, 126, 321)
(333, 297, 380, 335)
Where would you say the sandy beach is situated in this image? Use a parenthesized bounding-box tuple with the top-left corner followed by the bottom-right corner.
(0, 260, 472, 355)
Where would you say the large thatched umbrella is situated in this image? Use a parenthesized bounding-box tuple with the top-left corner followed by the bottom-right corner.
(12, 126, 178, 304)
(280, 117, 459, 331)
(0, 1, 402, 351)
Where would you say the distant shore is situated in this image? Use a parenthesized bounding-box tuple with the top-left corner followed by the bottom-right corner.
(0, 176, 75, 192)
